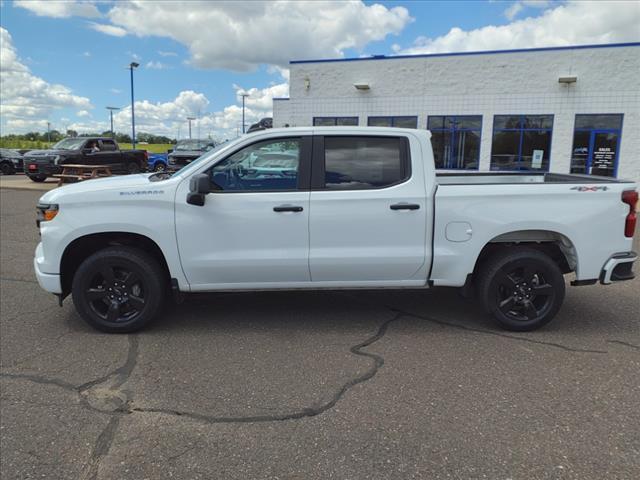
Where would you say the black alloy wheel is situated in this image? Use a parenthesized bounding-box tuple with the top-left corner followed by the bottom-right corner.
(478, 248, 565, 331)
(72, 246, 165, 333)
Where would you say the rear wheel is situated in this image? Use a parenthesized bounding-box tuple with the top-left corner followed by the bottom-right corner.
(0, 162, 15, 175)
(127, 162, 141, 174)
(28, 174, 47, 182)
(72, 246, 166, 333)
(477, 248, 565, 331)
(153, 162, 167, 172)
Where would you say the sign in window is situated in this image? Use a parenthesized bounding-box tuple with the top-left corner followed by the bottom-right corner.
(570, 114, 623, 177)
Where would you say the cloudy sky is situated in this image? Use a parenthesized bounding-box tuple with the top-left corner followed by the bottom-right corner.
(1, 0, 638, 140)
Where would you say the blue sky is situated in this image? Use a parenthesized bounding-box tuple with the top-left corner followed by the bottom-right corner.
(1, 0, 638, 139)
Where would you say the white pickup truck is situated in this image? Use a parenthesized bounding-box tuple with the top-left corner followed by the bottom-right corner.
(34, 127, 638, 333)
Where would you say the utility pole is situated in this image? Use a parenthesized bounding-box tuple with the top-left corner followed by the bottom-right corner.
(240, 92, 249, 133)
(106, 107, 120, 139)
(128, 62, 139, 147)
(47, 122, 51, 143)
(187, 117, 196, 139)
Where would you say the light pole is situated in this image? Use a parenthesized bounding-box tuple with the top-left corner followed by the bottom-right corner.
(187, 117, 196, 139)
(240, 92, 249, 133)
(106, 106, 120, 139)
(128, 62, 139, 147)
(47, 122, 51, 143)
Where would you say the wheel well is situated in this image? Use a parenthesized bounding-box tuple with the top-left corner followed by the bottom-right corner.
(60, 232, 171, 297)
(472, 230, 577, 279)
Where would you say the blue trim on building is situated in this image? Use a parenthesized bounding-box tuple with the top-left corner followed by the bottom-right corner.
(290, 42, 640, 65)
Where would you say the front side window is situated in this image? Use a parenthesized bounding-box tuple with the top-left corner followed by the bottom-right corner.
(323, 136, 407, 190)
(570, 114, 623, 177)
(490, 115, 553, 171)
(313, 117, 359, 126)
(209, 138, 301, 191)
(368, 116, 418, 129)
(428, 116, 481, 169)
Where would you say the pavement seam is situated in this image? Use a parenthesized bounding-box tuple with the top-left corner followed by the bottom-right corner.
(388, 306, 608, 354)
(607, 340, 640, 350)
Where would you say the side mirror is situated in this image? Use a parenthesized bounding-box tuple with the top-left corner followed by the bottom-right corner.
(187, 173, 211, 206)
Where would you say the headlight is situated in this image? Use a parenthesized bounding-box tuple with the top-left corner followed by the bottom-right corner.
(36, 203, 59, 227)
(53, 155, 61, 165)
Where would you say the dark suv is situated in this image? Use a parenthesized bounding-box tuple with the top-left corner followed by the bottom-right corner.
(167, 139, 217, 171)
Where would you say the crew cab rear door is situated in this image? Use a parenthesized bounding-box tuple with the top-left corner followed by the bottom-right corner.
(309, 134, 428, 284)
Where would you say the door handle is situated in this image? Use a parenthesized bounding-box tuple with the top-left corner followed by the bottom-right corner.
(390, 203, 420, 211)
(273, 205, 303, 213)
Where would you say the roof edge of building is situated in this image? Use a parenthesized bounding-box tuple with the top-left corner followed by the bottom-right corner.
(289, 42, 640, 65)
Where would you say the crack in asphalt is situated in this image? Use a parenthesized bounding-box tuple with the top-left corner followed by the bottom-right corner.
(607, 340, 640, 350)
(386, 306, 608, 354)
(80, 417, 121, 480)
(130, 312, 403, 423)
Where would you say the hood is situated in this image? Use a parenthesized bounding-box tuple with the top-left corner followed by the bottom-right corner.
(25, 149, 75, 157)
(170, 150, 203, 157)
(39, 173, 166, 203)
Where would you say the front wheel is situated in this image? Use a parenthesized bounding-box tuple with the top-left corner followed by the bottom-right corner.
(0, 163, 15, 175)
(28, 174, 47, 182)
(72, 246, 166, 333)
(477, 248, 565, 331)
(153, 162, 167, 172)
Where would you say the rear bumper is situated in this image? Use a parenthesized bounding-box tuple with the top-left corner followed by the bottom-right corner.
(34, 243, 62, 294)
(24, 161, 61, 176)
(600, 251, 637, 285)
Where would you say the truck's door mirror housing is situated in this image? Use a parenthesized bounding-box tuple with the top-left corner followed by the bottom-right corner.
(187, 173, 211, 206)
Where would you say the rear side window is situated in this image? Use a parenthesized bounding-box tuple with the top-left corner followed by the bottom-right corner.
(323, 136, 408, 190)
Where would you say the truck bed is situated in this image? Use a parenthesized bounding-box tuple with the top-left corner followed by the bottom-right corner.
(436, 172, 635, 185)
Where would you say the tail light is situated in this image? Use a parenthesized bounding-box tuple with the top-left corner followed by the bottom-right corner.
(144, 150, 149, 160)
(622, 190, 638, 238)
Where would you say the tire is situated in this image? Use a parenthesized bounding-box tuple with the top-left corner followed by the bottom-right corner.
(153, 162, 167, 172)
(477, 247, 565, 332)
(28, 174, 47, 182)
(127, 162, 141, 174)
(72, 246, 166, 333)
(0, 162, 15, 175)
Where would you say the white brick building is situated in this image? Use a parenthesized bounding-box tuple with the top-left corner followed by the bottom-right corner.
(273, 43, 640, 182)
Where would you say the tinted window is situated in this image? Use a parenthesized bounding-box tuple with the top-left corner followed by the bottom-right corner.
(313, 117, 359, 126)
(367, 117, 392, 127)
(323, 136, 406, 190)
(368, 116, 418, 128)
(210, 138, 300, 191)
(428, 115, 482, 170)
(491, 115, 553, 171)
(575, 114, 623, 130)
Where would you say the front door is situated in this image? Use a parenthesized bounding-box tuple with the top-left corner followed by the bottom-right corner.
(309, 134, 428, 285)
(175, 135, 312, 289)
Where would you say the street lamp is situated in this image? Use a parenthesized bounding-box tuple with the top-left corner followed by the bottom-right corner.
(240, 92, 249, 133)
(47, 121, 51, 143)
(186, 117, 196, 139)
(106, 106, 120, 139)
(128, 62, 139, 147)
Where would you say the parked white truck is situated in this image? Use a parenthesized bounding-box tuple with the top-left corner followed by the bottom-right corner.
(34, 127, 638, 333)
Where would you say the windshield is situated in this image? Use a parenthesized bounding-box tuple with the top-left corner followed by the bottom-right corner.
(174, 139, 212, 151)
(53, 138, 87, 150)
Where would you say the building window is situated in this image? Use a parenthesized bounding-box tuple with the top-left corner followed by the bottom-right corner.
(427, 116, 481, 170)
(323, 136, 408, 190)
(490, 115, 553, 171)
(570, 114, 623, 177)
(313, 117, 359, 126)
(367, 116, 418, 129)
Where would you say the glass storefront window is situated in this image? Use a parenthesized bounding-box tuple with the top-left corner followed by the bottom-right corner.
(367, 116, 418, 128)
(313, 117, 359, 126)
(490, 114, 553, 171)
(428, 115, 481, 169)
(570, 114, 623, 177)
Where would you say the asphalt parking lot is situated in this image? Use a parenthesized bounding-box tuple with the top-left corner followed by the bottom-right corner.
(1, 187, 638, 479)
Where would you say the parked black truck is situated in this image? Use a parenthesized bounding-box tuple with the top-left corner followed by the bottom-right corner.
(23, 137, 148, 182)
(167, 139, 216, 171)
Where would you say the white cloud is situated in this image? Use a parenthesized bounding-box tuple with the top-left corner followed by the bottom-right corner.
(88, 22, 127, 37)
(0, 27, 92, 133)
(398, 1, 640, 55)
(158, 50, 177, 57)
(15, 0, 101, 18)
(100, 1, 412, 71)
(82, 51, 91, 57)
(76, 110, 91, 117)
(504, 1, 551, 21)
(145, 60, 170, 70)
(109, 88, 122, 94)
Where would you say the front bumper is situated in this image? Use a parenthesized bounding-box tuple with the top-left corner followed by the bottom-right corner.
(600, 251, 637, 284)
(34, 243, 62, 294)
